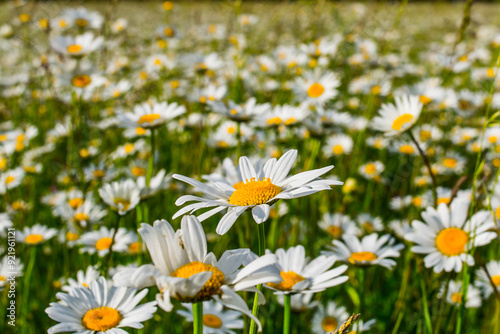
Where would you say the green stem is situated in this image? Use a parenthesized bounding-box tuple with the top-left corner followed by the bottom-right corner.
(408, 131, 438, 207)
(21, 246, 37, 333)
(420, 276, 433, 334)
(146, 128, 155, 187)
(193, 302, 203, 334)
(249, 222, 266, 334)
(283, 294, 291, 334)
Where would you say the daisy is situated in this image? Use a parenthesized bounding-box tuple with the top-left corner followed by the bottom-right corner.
(405, 199, 497, 273)
(79, 227, 136, 257)
(0, 167, 25, 194)
(358, 161, 384, 181)
(311, 301, 349, 334)
(116, 101, 186, 129)
(136, 169, 169, 199)
(323, 134, 354, 157)
(45, 277, 157, 334)
(50, 32, 103, 56)
(264, 245, 348, 294)
(177, 300, 244, 334)
(113, 216, 281, 331)
(0, 255, 23, 291)
(294, 70, 340, 112)
(356, 213, 384, 234)
(260, 105, 310, 128)
(435, 153, 466, 175)
(329, 233, 403, 269)
(58, 7, 103, 29)
(62, 265, 102, 293)
(209, 98, 270, 123)
(319, 213, 360, 239)
(57, 198, 107, 228)
(371, 94, 422, 137)
(98, 179, 140, 215)
(475, 260, 500, 298)
(172, 149, 342, 234)
(440, 281, 481, 308)
(17, 224, 57, 245)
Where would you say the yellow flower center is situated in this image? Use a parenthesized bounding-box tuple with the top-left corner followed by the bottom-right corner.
(171, 261, 225, 302)
(94, 170, 106, 178)
(443, 158, 457, 168)
(435, 228, 468, 256)
(267, 117, 283, 126)
(75, 213, 89, 221)
(25, 234, 44, 244)
(124, 143, 135, 154)
(67, 44, 82, 53)
(489, 136, 498, 144)
(164, 27, 174, 37)
(203, 314, 223, 329)
(307, 83, 325, 98)
(451, 292, 463, 304)
(114, 198, 130, 211)
(419, 95, 432, 105)
(66, 231, 79, 241)
(75, 18, 88, 27)
(82, 306, 122, 331)
(284, 117, 297, 126)
(399, 144, 415, 154)
(163, 1, 174, 11)
(12, 201, 24, 210)
(412, 197, 422, 207)
(72, 75, 91, 88)
(19, 13, 30, 23)
(229, 178, 282, 206)
(371, 85, 381, 95)
(437, 197, 450, 205)
(0, 276, 5, 281)
(131, 166, 146, 177)
(68, 198, 84, 209)
(492, 275, 500, 287)
(365, 163, 376, 174)
(267, 271, 306, 291)
(322, 317, 338, 332)
(348, 251, 378, 264)
(138, 113, 161, 125)
(227, 126, 236, 134)
(5, 176, 15, 185)
(391, 113, 414, 131)
(327, 225, 343, 238)
(420, 130, 431, 141)
(95, 237, 113, 251)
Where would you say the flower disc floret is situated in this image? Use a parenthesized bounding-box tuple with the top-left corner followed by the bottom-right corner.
(171, 261, 225, 302)
(229, 178, 282, 206)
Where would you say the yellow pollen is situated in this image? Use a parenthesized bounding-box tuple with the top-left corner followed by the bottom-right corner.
(67, 44, 82, 53)
(227, 126, 236, 134)
(75, 213, 88, 221)
(365, 163, 377, 175)
(392, 113, 414, 131)
(435, 228, 468, 256)
(95, 237, 113, 251)
(5, 176, 15, 185)
(69, 198, 84, 209)
(114, 198, 130, 211)
(267, 271, 306, 291)
(131, 166, 146, 177)
(348, 251, 378, 264)
(25, 234, 44, 244)
(138, 113, 161, 125)
(307, 83, 325, 98)
(491, 275, 500, 287)
(82, 306, 122, 331)
(332, 145, 344, 155)
(443, 158, 458, 168)
(327, 226, 343, 238)
(203, 314, 223, 329)
(399, 144, 415, 154)
(322, 317, 338, 332)
(437, 197, 451, 205)
(451, 292, 463, 304)
(66, 231, 79, 241)
(419, 95, 432, 105)
(171, 261, 225, 302)
(267, 117, 282, 126)
(229, 178, 282, 206)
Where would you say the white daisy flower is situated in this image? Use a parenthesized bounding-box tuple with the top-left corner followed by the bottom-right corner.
(319, 213, 360, 239)
(208, 98, 271, 122)
(116, 101, 186, 129)
(50, 32, 103, 56)
(113, 216, 281, 331)
(177, 300, 244, 334)
(372, 94, 422, 137)
(358, 161, 384, 181)
(98, 179, 140, 215)
(136, 169, 170, 199)
(294, 70, 340, 113)
(356, 213, 384, 234)
(172, 149, 342, 234)
(16, 224, 57, 245)
(260, 105, 310, 128)
(440, 281, 481, 308)
(435, 153, 467, 175)
(323, 134, 354, 157)
(405, 199, 497, 273)
(264, 245, 348, 294)
(62, 265, 102, 293)
(79, 227, 136, 257)
(475, 260, 500, 298)
(45, 277, 157, 334)
(311, 301, 349, 334)
(0, 167, 25, 194)
(328, 233, 403, 269)
(58, 7, 104, 29)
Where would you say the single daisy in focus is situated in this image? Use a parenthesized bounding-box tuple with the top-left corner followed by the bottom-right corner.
(311, 301, 349, 334)
(323, 134, 354, 157)
(99, 179, 140, 215)
(116, 101, 186, 129)
(17, 224, 57, 245)
(475, 260, 500, 298)
(405, 199, 496, 273)
(328, 233, 403, 269)
(51, 32, 103, 56)
(62, 265, 101, 293)
(177, 300, 244, 334)
(79, 227, 136, 257)
(319, 213, 360, 239)
(45, 277, 157, 334)
(172, 149, 342, 234)
(440, 281, 481, 308)
(372, 94, 422, 137)
(264, 245, 348, 294)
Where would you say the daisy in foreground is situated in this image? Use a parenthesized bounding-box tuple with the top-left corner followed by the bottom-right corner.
(371, 94, 422, 137)
(45, 277, 157, 334)
(113, 215, 281, 331)
(405, 198, 496, 273)
(172, 149, 342, 234)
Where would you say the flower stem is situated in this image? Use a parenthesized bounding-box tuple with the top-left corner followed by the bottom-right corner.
(21, 246, 37, 333)
(408, 131, 438, 206)
(193, 302, 203, 334)
(249, 222, 266, 334)
(283, 294, 291, 334)
(420, 276, 433, 334)
(146, 128, 155, 187)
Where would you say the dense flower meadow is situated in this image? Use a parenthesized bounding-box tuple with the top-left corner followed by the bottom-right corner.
(0, 1, 500, 333)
